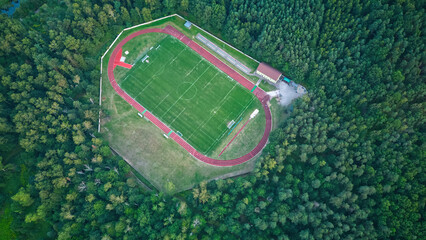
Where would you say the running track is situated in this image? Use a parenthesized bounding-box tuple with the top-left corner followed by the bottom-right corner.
(107, 25, 272, 166)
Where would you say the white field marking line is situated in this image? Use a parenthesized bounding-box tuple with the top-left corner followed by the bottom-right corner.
(120, 88, 144, 108)
(205, 130, 225, 154)
(196, 127, 217, 146)
(128, 46, 177, 103)
(151, 53, 192, 111)
(149, 49, 188, 111)
(203, 71, 219, 89)
(98, 14, 177, 133)
(147, 46, 187, 82)
(153, 93, 170, 111)
(169, 107, 186, 126)
(204, 111, 239, 154)
(163, 46, 187, 66)
(203, 110, 237, 154)
(139, 39, 185, 76)
(205, 98, 249, 154)
(160, 65, 211, 119)
(184, 57, 204, 77)
(133, 81, 152, 100)
(161, 45, 186, 63)
(118, 74, 131, 87)
(188, 127, 216, 153)
(204, 93, 255, 154)
(138, 49, 166, 72)
(229, 95, 247, 109)
(199, 128, 217, 142)
(123, 75, 153, 101)
(131, 74, 153, 94)
(186, 82, 237, 139)
(125, 52, 158, 83)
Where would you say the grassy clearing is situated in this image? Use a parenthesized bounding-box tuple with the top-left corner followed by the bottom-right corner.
(99, 16, 285, 192)
(116, 34, 261, 155)
(102, 47, 257, 193)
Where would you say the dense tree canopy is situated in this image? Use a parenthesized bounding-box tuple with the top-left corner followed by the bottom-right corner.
(0, 0, 424, 239)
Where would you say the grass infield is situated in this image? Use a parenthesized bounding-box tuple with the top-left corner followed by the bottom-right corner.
(115, 34, 261, 155)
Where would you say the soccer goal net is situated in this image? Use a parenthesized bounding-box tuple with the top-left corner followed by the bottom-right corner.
(227, 120, 235, 129)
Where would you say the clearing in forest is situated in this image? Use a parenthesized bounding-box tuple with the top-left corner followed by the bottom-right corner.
(114, 34, 260, 155)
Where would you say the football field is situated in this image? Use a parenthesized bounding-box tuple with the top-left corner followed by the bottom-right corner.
(115, 35, 260, 154)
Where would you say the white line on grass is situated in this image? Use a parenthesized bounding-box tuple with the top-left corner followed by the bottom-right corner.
(187, 82, 237, 140)
(169, 107, 186, 126)
(163, 46, 187, 66)
(119, 74, 131, 87)
(203, 72, 219, 89)
(204, 110, 239, 154)
(196, 127, 217, 143)
(185, 58, 204, 77)
(133, 75, 153, 93)
(124, 45, 171, 102)
(153, 93, 170, 111)
(199, 87, 256, 154)
(160, 65, 211, 119)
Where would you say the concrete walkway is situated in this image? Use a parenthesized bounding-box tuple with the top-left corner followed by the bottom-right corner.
(196, 33, 253, 75)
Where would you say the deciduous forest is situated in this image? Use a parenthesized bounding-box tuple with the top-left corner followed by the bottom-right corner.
(0, 0, 424, 239)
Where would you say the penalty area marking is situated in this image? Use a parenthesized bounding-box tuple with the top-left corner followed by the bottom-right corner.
(168, 107, 186, 126)
(197, 95, 254, 154)
(188, 78, 253, 148)
(186, 81, 237, 140)
(203, 71, 219, 89)
(204, 96, 255, 154)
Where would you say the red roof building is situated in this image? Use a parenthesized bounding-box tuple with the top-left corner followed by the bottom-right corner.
(255, 63, 282, 83)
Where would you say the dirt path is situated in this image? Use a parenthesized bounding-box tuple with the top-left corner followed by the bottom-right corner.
(107, 25, 272, 167)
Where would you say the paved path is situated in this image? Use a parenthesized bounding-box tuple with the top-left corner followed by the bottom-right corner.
(107, 25, 272, 166)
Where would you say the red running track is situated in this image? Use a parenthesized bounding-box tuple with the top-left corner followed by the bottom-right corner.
(107, 25, 272, 166)
(114, 49, 133, 69)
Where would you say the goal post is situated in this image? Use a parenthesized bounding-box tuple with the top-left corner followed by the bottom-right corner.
(227, 120, 235, 129)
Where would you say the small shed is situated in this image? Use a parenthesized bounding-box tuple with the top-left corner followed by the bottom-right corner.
(184, 21, 192, 29)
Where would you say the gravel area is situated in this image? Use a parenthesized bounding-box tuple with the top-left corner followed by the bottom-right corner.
(277, 81, 306, 106)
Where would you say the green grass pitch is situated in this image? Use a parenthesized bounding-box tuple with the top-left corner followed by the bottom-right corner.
(114, 34, 261, 155)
